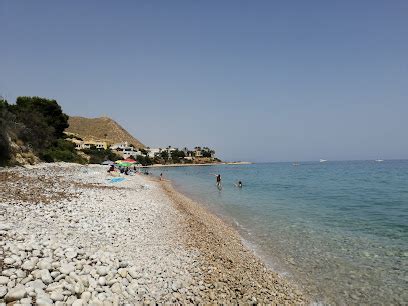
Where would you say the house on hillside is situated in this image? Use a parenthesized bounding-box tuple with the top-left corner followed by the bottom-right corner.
(122, 146, 141, 159)
(69, 139, 108, 150)
(110, 142, 129, 151)
(194, 146, 202, 157)
(147, 148, 161, 158)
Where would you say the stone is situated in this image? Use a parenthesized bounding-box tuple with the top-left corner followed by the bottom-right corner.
(2, 269, 15, 277)
(41, 269, 53, 285)
(171, 280, 182, 292)
(72, 299, 85, 306)
(0, 276, 9, 285)
(81, 291, 92, 301)
(98, 277, 106, 286)
(7, 279, 16, 288)
(32, 270, 43, 279)
(66, 249, 78, 260)
(117, 268, 127, 278)
(20, 297, 32, 304)
(55, 302, 66, 306)
(110, 283, 122, 294)
(21, 275, 33, 285)
(74, 282, 85, 295)
(50, 291, 65, 301)
(0, 223, 11, 231)
(0, 286, 7, 298)
(89, 299, 104, 306)
(66, 295, 78, 304)
(4, 257, 15, 265)
(21, 260, 36, 271)
(15, 269, 26, 278)
(97, 293, 107, 301)
(127, 268, 139, 279)
(5, 285, 27, 302)
(97, 266, 108, 276)
(36, 295, 54, 306)
(26, 279, 46, 290)
(37, 259, 53, 270)
(60, 263, 76, 275)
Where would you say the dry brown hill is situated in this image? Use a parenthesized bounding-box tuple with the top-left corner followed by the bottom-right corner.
(65, 116, 144, 148)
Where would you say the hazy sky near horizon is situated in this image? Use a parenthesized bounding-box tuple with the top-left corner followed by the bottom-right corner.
(1, 1, 407, 162)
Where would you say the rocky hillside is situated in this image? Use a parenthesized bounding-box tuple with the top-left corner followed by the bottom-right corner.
(66, 116, 144, 148)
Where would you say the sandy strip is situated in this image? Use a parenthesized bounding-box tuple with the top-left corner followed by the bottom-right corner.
(0, 163, 306, 305)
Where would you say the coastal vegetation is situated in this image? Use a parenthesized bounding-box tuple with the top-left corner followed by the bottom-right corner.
(0, 96, 84, 165)
(1, 96, 220, 167)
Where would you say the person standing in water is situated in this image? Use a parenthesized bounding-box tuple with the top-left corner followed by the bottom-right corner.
(235, 180, 243, 188)
(160, 173, 163, 181)
(216, 174, 222, 188)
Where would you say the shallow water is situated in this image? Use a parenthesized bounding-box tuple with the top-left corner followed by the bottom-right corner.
(150, 160, 408, 304)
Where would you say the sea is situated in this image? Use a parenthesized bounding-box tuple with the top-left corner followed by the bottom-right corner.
(149, 160, 408, 304)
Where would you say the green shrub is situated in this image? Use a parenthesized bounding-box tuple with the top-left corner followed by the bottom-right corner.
(40, 139, 86, 164)
(82, 148, 122, 164)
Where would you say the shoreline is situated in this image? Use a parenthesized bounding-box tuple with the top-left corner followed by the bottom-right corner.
(155, 178, 306, 303)
(0, 163, 306, 304)
(141, 161, 253, 168)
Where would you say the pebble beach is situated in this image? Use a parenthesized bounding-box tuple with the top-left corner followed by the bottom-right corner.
(0, 163, 306, 305)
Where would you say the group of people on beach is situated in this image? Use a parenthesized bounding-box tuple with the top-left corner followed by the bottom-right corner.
(107, 165, 150, 176)
(213, 173, 243, 189)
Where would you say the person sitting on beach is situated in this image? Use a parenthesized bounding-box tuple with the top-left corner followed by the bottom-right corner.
(107, 165, 115, 173)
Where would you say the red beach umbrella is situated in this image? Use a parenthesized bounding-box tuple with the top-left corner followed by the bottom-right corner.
(123, 158, 136, 163)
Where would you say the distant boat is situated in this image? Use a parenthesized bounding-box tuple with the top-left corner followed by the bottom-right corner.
(320, 159, 327, 163)
(375, 159, 384, 162)
(292, 162, 300, 166)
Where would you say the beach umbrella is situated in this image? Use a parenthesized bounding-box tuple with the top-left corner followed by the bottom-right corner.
(117, 162, 133, 167)
(115, 160, 124, 164)
(123, 158, 137, 163)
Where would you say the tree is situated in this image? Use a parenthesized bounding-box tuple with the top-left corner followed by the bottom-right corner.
(0, 98, 11, 165)
(160, 151, 169, 161)
(170, 149, 185, 163)
(12, 96, 69, 138)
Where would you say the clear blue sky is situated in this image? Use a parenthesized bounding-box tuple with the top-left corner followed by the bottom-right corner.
(1, 1, 407, 162)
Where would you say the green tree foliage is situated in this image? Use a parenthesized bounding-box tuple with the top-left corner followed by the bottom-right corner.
(1, 96, 84, 165)
(135, 154, 153, 166)
(170, 149, 185, 163)
(0, 98, 12, 166)
(139, 148, 148, 155)
(11, 96, 69, 138)
(40, 139, 86, 163)
(160, 151, 169, 161)
(82, 148, 122, 164)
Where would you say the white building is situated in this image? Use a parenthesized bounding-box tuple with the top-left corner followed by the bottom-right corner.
(122, 147, 141, 159)
(110, 142, 129, 150)
(147, 148, 161, 158)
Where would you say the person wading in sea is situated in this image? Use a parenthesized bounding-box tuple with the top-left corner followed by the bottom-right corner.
(215, 174, 222, 188)
(235, 180, 243, 188)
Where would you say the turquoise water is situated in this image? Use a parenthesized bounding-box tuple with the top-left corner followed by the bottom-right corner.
(150, 161, 408, 304)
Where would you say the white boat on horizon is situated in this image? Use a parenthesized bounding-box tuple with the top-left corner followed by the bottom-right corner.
(320, 159, 327, 163)
(375, 159, 384, 162)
